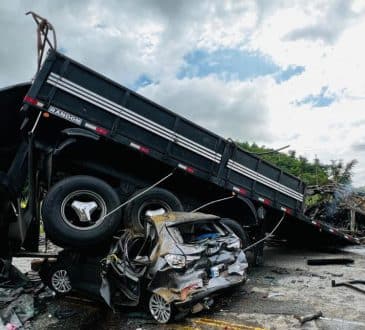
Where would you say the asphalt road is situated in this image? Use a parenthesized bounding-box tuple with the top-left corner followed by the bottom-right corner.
(13, 245, 365, 329)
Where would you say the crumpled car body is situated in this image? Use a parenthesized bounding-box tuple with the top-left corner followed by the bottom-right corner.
(101, 212, 248, 322)
(146, 212, 248, 304)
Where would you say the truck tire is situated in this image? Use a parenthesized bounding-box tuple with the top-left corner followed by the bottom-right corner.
(42, 176, 122, 248)
(220, 218, 249, 248)
(124, 188, 183, 232)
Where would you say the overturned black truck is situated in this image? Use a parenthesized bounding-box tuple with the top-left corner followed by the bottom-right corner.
(0, 50, 359, 262)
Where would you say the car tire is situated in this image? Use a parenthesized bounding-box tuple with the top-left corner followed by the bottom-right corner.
(220, 218, 249, 248)
(124, 188, 183, 232)
(42, 175, 122, 248)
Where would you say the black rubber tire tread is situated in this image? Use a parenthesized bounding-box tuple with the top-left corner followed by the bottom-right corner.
(220, 218, 250, 248)
(124, 187, 183, 232)
(42, 175, 122, 248)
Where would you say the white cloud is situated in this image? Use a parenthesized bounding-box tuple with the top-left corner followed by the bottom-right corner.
(139, 75, 273, 142)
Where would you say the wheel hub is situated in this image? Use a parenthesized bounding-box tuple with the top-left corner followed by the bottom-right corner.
(149, 293, 172, 323)
(51, 269, 72, 293)
(71, 200, 98, 222)
(61, 190, 107, 230)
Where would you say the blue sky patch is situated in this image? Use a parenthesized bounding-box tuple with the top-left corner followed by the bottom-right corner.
(295, 86, 336, 107)
(275, 65, 305, 83)
(132, 74, 153, 90)
(178, 48, 279, 80)
(58, 46, 68, 54)
(177, 48, 305, 82)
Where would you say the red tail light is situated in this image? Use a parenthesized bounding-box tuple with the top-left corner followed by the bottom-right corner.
(178, 163, 195, 174)
(23, 95, 38, 105)
(95, 127, 109, 136)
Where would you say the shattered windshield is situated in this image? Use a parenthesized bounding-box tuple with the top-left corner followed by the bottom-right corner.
(169, 221, 228, 244)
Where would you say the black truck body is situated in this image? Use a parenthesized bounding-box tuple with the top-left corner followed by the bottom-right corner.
(0, 50, 359, 257)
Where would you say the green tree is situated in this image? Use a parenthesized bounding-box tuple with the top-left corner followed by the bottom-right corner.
(236, 141, 329, 186)
(328, 159, 358, 185)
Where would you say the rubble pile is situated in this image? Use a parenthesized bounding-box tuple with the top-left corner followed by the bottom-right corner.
(305, 183, 365, 238)
(0, 259, 55, 329)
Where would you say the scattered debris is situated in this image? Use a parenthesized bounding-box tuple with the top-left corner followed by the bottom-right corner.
(331, 279, 365, 294)
(307, 258, 354, 265)
(0, 259, 55, 329)
(306, 183, 365, 238)
(266, 292, 285, 299)
(271, 268, 290, 275)
(295, 311, 323, 324)
(0, 260, 29, 289)
(53, 308, 77, 320)
(324, 272, 344, 277)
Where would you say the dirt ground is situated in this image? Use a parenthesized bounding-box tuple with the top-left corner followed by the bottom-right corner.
(12, 245, 365, 330)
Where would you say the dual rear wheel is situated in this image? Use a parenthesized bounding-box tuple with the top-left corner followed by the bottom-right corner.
(41, 175, 183, 248)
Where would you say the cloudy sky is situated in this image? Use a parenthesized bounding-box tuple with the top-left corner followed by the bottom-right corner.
(2, 1, 365, 185)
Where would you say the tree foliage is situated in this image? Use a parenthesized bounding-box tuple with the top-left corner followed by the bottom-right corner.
(327, 159, 358, 185)
(236, 142, 357, 186)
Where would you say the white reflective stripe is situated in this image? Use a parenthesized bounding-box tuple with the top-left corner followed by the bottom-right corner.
(85, 122, 97, 130)
(175, 132, 221, 161)
(47, 76, 220, 163)
(47, 75, 174, 141)
(47, 73, 221, 163)
(228, 160, 303, 200)
(175, 140, 220, 162)
(227, 160, 303, 201)
(49, 76, 219, 162)
(49, 74, 176, 139)
(48, 73, 221, 162)
(130, 142, 141, 150)
(228, 160, 303, 201)
(227, 162, 303, 201)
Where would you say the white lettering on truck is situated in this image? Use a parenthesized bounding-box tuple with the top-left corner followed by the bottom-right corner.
(48, 106, 82, 125)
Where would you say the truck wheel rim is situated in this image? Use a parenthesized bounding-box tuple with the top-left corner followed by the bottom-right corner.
(149, 293, 172, 323)
(138, 200, 171, 226)
(51, 269, 72, 293)
(61, 190, 107, 230)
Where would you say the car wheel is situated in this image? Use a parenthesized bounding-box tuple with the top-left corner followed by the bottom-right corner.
(220, 218, 249, 248)
(39, 263, 72, 295)
(124, 188, 183, 232)
(50, 268, 72, 294)
(42, 175, 122, 248)
(149, 293, 174, 324)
